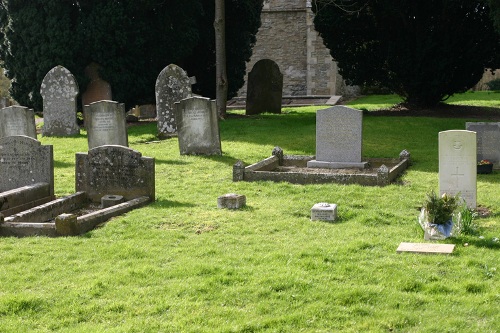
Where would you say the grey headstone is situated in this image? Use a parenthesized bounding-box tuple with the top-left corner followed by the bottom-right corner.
(307, 106, 367, 169)
(0, 135, 54, 194)
(40, 65, 80, 136)
(466, 122, 500, 169)
(156, 64, 192, 138)
(0, 106, 37, 139)
(246, 59, 283, 115)
(439, 130, 476, 208)
(174, 96, 222, 155)
(75, 145, 155, 203)
(84, 100, 128, 149)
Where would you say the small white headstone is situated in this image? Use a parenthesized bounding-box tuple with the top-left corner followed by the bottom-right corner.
(439, 130, 477, 208)
(311, 202, 337, 221)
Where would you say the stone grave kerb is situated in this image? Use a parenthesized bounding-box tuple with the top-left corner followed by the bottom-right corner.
(40, 65, 80, 136)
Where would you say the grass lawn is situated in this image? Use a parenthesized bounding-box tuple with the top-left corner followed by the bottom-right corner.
(1, 94, 499, 332)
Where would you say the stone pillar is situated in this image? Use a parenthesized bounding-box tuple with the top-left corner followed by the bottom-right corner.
(233, 160, 245, 181)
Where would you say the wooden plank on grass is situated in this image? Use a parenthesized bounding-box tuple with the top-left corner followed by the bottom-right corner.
(397, 242, 455, 254)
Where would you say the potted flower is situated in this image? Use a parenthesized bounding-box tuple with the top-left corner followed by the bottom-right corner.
(418, 191, 460, 240)
(477, 159, 493, 174)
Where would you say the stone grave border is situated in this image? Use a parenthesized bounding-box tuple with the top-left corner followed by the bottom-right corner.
(233, 147, 410, 186)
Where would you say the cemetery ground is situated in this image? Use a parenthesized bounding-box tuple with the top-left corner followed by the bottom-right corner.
(1, 92, 500, 332)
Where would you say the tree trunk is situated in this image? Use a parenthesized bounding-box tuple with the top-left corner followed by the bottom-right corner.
(214, 0, 228, 119)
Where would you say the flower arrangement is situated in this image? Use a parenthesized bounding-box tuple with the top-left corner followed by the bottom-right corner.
(423, 191, 460, 225)
(478, 159, 492, 165)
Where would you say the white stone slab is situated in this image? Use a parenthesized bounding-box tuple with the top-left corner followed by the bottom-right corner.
(311, 203, 337, 221)
(397, 242, 455, 254)
(439, 130, 476, 208)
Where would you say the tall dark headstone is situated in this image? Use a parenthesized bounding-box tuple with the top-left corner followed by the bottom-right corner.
(245, 59, 283, 115)
(40, 65, 80, 136)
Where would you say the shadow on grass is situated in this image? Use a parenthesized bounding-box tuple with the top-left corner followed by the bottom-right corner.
(54, 160, 75, 168)
(154, 158, 190, 166)
(150, 199, 197, 209)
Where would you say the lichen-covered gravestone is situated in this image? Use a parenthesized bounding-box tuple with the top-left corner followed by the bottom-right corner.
(75, 145, 155, 202)
(84, 100, 128, 149)
(439, 130, 476, 208)
(0, 106, 37, 139)
(40, 65, 80, 136)
(246, 59, 283, 115)
(156, 64, 192, 139)
(174, 96, 222, 155)
(0, 135, 54, 194)
(465, 122, 500, 169)
(307, 106, 368, 169)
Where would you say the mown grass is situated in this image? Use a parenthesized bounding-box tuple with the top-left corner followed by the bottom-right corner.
(1, 95, 499, 332)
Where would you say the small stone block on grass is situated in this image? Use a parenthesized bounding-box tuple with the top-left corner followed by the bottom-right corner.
(217, 193, 246, 209)
(396, 242, 455, 254)
(55, 213, 79, 236)
(311, 203, 337, 221)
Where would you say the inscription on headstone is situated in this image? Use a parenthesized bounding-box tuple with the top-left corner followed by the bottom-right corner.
(311, 203, 338, 221)
(466, 122, 500, 169)
(156, 64, 192, 138)
(439, 130, 476, 208)
(84, 100, 128, 149)
(75, 145, 155, 202)
(40, 65, 80, 136)
(307, 106, 367, 169)
(0, 136, 54, 194)
(0, 106, 37, 139)
(175, 96, 222, 155)
(246, 59, 283, 115)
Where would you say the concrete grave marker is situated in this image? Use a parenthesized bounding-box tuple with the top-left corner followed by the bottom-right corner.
(439, 130, 476, 208)
(40, 65, 80, 136)
(76, 145, 155, 203)
(0, 106, 37, 139)
(466, 122, 500, 169)
(307, 106, 368, 169)
(0, 135, 53, 194)
(84, 100, 128, 149)
(174, 96, 222, 155)
(246, 59, 283, 115)
(156, 64, 192, 138)
(311, 202, 337, 221)
(396, 242, 455, 254)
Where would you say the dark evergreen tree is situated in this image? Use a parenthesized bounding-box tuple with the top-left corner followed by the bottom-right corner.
(313, 0, 500, 107)
(0, 0, 262, 111)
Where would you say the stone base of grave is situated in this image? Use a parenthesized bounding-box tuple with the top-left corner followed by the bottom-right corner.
(307, 160, 369, 169)
(311, 203, 337, 221)
(217, 193, 246, 209)
(101, 194, 125, 208)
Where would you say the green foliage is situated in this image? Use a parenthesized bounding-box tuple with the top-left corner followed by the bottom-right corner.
(424, 190, 460, 225)
(0, 0, 263, 111)
(455, 205, 479, 235)
(313, 0, 500, 107)
(0, 65, 9, 98)
(486, 78, 500, 90)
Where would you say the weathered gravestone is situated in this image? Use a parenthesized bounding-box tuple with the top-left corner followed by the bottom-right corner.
(174, 96, 222, 155)
(0, 106, 37, 139)
(84, 100, 128, 149)
(156, 64, 192, 139)
(40, 65, 80, 136)
(246, 59, 283, 115)
(307, 106, 368, 169)
(465, 122, 500, 169)
(76, 145, 155, 203)
(0, 135, 54, 194)
(439, 130, 476, 208)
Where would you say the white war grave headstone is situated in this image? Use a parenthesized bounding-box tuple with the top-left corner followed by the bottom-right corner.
(307, 106, 368, 169)
(40, 65, 80, 136)
(465, 122, 500, 169)
(0, 106, 37, 139)
(174, 96, 221, 155)
(439, 130, 476, 208)
(84, 100, 128, 149)
(156, 64, 192, 139)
